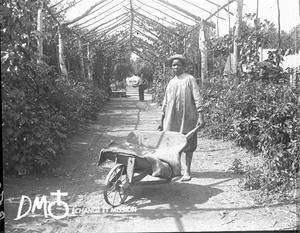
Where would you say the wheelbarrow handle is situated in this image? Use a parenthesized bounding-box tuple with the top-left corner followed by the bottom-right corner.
(185, 124, 205, 141)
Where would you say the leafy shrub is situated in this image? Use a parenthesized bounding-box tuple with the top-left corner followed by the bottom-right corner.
(240, 167, 263, 190)
(151, 69, 171, 105)
(2, 62, 67, 175)
(51, 80, 108, 134)
(204, 64, 299, 196)
(2, 61, 108, 176)
(230, 158, 245, 174)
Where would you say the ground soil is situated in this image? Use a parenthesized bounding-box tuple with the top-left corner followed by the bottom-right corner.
(4, 89, 299, 232)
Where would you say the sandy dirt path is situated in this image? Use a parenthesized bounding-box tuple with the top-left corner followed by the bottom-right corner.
(4, 90, 298, 232)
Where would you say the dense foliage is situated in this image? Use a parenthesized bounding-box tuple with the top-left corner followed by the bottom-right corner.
(1, 1, 110, 175)
(204, 64, 299, 199)
(148, 14, 300, 199)
(2, 62, 108, 175)
(1, 0, 299, 203)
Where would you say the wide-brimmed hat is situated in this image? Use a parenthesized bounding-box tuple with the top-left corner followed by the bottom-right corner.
(166, 54, 188, 67)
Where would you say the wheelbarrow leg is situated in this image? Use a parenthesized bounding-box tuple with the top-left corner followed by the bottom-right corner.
(126, 156, 135, 183)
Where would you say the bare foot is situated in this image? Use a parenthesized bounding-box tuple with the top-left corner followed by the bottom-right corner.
(181, 172, 192, 182)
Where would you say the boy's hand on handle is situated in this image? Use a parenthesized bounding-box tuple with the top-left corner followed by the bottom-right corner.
(157, 125, 163, 131)
(197, 112, 205, 129)
(157, 113, 165, 131)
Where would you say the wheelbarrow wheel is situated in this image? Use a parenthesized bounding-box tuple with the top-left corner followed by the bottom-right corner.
(104, 164, 131, 207)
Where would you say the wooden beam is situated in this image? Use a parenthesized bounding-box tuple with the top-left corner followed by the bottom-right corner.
(205, 0, 236, 21)
(62, 0, 111, 26)
(133, 27, 158, 43)
(101, 32, 130, 45)
(203, 0, 234, 16)
(131, 2, 184, 28)
(155, 0, 216, 28)
(73, 0, 116, 27)
(88, 18, 131, 40)
(136, 0, 192, 26)
(65, 26, 96, 47)
(182, 0, 236, 38)
(152, 0, 196, 23)
(78, 7, 126, 29)
(84, 14, 129, 36)
(131, 8, 183, 38)
(182, 0, 226, 20)
(44, 3, 60, 24)
(133, 21, 173, 48)
(49, 0, 64, 9)
(82, 12, 129, 33)
(55, 0, 85, 15)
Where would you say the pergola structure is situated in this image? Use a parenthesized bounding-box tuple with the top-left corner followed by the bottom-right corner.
(40, 0, 244, 81)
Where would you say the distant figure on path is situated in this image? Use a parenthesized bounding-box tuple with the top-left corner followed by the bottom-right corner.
(158, 54, 205, 181)
(135, 74, 148, 101)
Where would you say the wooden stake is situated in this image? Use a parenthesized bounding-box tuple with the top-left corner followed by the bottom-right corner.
(58, 26, 68, 80)
(233, 0, 243, 83)
(277, 0, 281, 53)
(78, 38, 85, 80)
(87, 43, 93, 82)
(199, 23, 208, 85)
(37, 0, 44, 63)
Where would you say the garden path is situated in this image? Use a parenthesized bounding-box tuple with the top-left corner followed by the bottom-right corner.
(4, 89, 298, 232)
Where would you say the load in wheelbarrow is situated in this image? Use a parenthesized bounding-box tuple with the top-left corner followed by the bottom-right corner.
(97, 126, 201, 207)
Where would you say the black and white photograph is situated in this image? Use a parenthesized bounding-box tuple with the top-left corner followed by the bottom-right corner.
(1, 0, 299, 232)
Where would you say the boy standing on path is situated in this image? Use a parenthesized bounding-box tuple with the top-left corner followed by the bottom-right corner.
(135, 74, 148, 101)
(158, 54, 205, 181)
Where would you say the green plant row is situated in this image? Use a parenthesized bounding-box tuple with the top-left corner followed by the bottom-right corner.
(2, 62, 108, 176)
(203, 63, 299, 196)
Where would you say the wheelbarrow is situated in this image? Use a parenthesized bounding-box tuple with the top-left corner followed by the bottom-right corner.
(97, 126, 201, 207)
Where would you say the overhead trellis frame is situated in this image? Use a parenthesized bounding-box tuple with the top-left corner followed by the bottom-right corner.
(182, 0, 226, 20)
(84, 13, 130, 37)
(182, 0, 236, 38)
(131, 8, 184, 38)
(76, 0, 124, 29)
(155, 0, 216, 29)
(136, 0, 193, 27)
(42, 0, 239, 82)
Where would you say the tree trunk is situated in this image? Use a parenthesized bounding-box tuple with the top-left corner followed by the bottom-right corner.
(233, 0, 243, 84)
(37, 0, 44, 63)
(58, 26, 68, 80)
(78, 38, 85, 80)
(199, 23, 208, 85)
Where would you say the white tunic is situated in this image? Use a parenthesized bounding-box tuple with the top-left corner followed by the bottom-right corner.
(162, 73, 203, 134)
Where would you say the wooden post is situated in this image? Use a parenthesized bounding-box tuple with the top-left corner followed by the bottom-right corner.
(37, 0, 44, 63)
(217, 7, 220, 38)
(199, 23, 208, 85)
(78, 38, 85, 80)
(233, 0, 243, 83)
(277, 0, 281, 50)
(87, 42, 93, 81)
(276, 0, 282, 68)
(58, 26, 68, 80)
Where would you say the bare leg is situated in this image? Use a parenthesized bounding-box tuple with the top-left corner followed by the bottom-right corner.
(181, 151, 193, 181)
